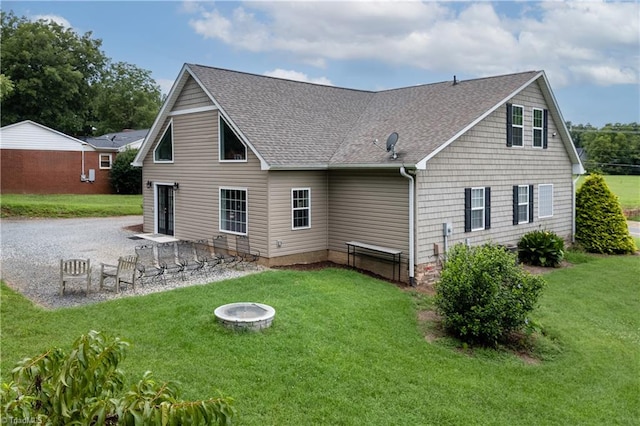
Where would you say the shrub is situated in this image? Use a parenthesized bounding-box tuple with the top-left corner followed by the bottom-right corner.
(110, 147, 142, 194)
(518, 230, 565, 267)
(1, 330, 235, 425)
(576, 174, 636, 254)
(435, 243, 546, 346)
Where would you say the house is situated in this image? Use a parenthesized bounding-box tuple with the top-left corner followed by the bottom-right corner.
(84, 128, 149, 153)
(0, 120, 113, 194)
(133, 64, 584, 285)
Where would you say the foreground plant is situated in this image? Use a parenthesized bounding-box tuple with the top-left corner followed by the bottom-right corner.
(1, 330, 235, 425)
(435, 243, 546, 346)
(518, 229, 565, 267)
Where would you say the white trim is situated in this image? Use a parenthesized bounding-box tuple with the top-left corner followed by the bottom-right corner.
(219, 187, 248, 236)
(532, 107, 544, 148)
(416, 72, 545, 169)
(517, 185, 530, 224)
(291, 188, 311, 230)
(168, 105, 217, 116)
(99, 153, 112, 169)
(471, 187, 485, 231)
(218, 115, 248, 163)
(538, 184, 554, 218)
(511, 104, 525, 147)
(153, 119, 174, 163)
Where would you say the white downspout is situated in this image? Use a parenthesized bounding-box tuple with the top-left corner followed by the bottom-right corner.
(400, 166, 415, 287)
(572, 175, 580, 243)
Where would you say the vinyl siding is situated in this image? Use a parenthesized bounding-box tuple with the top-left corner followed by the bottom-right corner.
(267, 171, 328, 258)
(416, 80, 574, 265)
(328, 169, 409, 254)
(142, 110, 268, 256)
(0, 122, 91, 151)
(172, 76, 214, 111)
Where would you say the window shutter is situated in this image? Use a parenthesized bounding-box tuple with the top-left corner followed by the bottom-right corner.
(484, 187, 491, 229)
(529, 184, 534, 223)
(464, 188, 471, 233)
(506, 103, 513, 147)
(512, 186, 519, 225)
(543, 109, 549, 149)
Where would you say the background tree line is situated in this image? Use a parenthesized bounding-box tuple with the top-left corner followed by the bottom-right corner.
(0, 11, 162, 137)
(569, 122, 640, 175)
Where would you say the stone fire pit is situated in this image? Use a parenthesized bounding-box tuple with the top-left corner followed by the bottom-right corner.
(214, 302, 276, 331)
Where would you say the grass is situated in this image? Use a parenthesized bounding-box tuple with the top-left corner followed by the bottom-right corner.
(0, 194, 142, 217)
(2, 259, 638, 425)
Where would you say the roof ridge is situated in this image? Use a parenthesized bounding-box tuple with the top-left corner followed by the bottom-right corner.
(187, 63, 374, 94)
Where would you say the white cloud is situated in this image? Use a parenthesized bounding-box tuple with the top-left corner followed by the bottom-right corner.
(264, 69, 333, 85)
(187, 1, 639, 87)
(32, 14, 71, 28)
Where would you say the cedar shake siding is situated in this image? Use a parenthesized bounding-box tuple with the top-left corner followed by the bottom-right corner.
(1, 149, 112, 194)
(416, 80, 573, 266)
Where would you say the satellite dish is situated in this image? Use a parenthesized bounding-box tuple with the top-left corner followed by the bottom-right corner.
(386, 132, 399, 159)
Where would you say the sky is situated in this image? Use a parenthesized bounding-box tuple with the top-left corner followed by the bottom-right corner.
(5, 0, 639, 127)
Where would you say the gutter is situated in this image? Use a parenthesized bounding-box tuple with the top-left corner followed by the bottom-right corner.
(399, 166, 415, 287)
(572, 175, 580, 243)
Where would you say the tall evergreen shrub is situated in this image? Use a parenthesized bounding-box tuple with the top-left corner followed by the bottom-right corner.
(109, 148, 142, 194)
(575, 174, 636, 254)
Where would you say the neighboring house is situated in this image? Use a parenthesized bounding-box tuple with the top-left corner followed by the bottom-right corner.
(0, 120, 112, 194)
(133, 64, 584, 285)
(84, 128, 149, 153)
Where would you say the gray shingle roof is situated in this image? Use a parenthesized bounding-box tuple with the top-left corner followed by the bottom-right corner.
(85, 129, 149, 149)
(187, 64, 540, 168)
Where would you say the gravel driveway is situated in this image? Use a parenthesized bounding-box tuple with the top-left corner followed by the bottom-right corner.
(0, 216, 260, 309)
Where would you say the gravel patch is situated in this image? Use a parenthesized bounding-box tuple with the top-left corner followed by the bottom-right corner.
(0, 216, 264, 309)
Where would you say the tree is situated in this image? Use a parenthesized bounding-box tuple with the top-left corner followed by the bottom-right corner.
(110, 148, 142, 194)
(0, 73, 14, 101)
(93, 62, 162, 135)
(575, 174, 636, 254)
(1, 11, 107, 135)
(1, 330, 236, 425)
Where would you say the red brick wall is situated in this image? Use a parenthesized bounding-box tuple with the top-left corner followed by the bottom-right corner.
(0, 149, 114, 194)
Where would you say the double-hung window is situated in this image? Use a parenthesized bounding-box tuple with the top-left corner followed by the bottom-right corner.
(532, 108, 544, 148)
(465, 187, 491, 232)
(513, 185, 534, 225)
(220, 188, 247, 235)
(506, 104, 524, 147)
(99, 154, 112, 169)
(292, 188, 311, 229)
(538, 184, 554, 218)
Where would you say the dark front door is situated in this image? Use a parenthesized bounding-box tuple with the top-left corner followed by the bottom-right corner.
(157, 185, 174, 236)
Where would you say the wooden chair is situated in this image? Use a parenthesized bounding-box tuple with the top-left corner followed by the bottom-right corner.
(60, 258, 91, 296)
(99, 255, 138, 292)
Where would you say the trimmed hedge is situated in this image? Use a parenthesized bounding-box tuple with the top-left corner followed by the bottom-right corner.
(576, 174, 636, 254)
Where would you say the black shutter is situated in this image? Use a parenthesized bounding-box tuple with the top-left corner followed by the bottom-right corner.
(464, 188, 471, 233)
(543, 109, 549, 149)
(529, 184, 534, 223)
(484, 187, 491, 230)
(513, 186, 519, 225)
(506, 104, 513, 147)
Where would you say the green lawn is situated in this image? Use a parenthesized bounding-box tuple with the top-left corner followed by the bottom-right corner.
(2, 257, 638, 425)
(0, 194, 142, 217)
(578, 175, 640, 211)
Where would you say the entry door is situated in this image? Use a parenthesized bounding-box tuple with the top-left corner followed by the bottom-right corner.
(157, 185, 174, 235)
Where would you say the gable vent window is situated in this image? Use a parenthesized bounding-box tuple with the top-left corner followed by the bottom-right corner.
(154, 122, 173, 162)
(533, 108, 549, 149)
(465, 187, 491, 232)
(513, 185, 534, 225)
(506, 104, 524, 147)
(220, 116, 247, 161)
